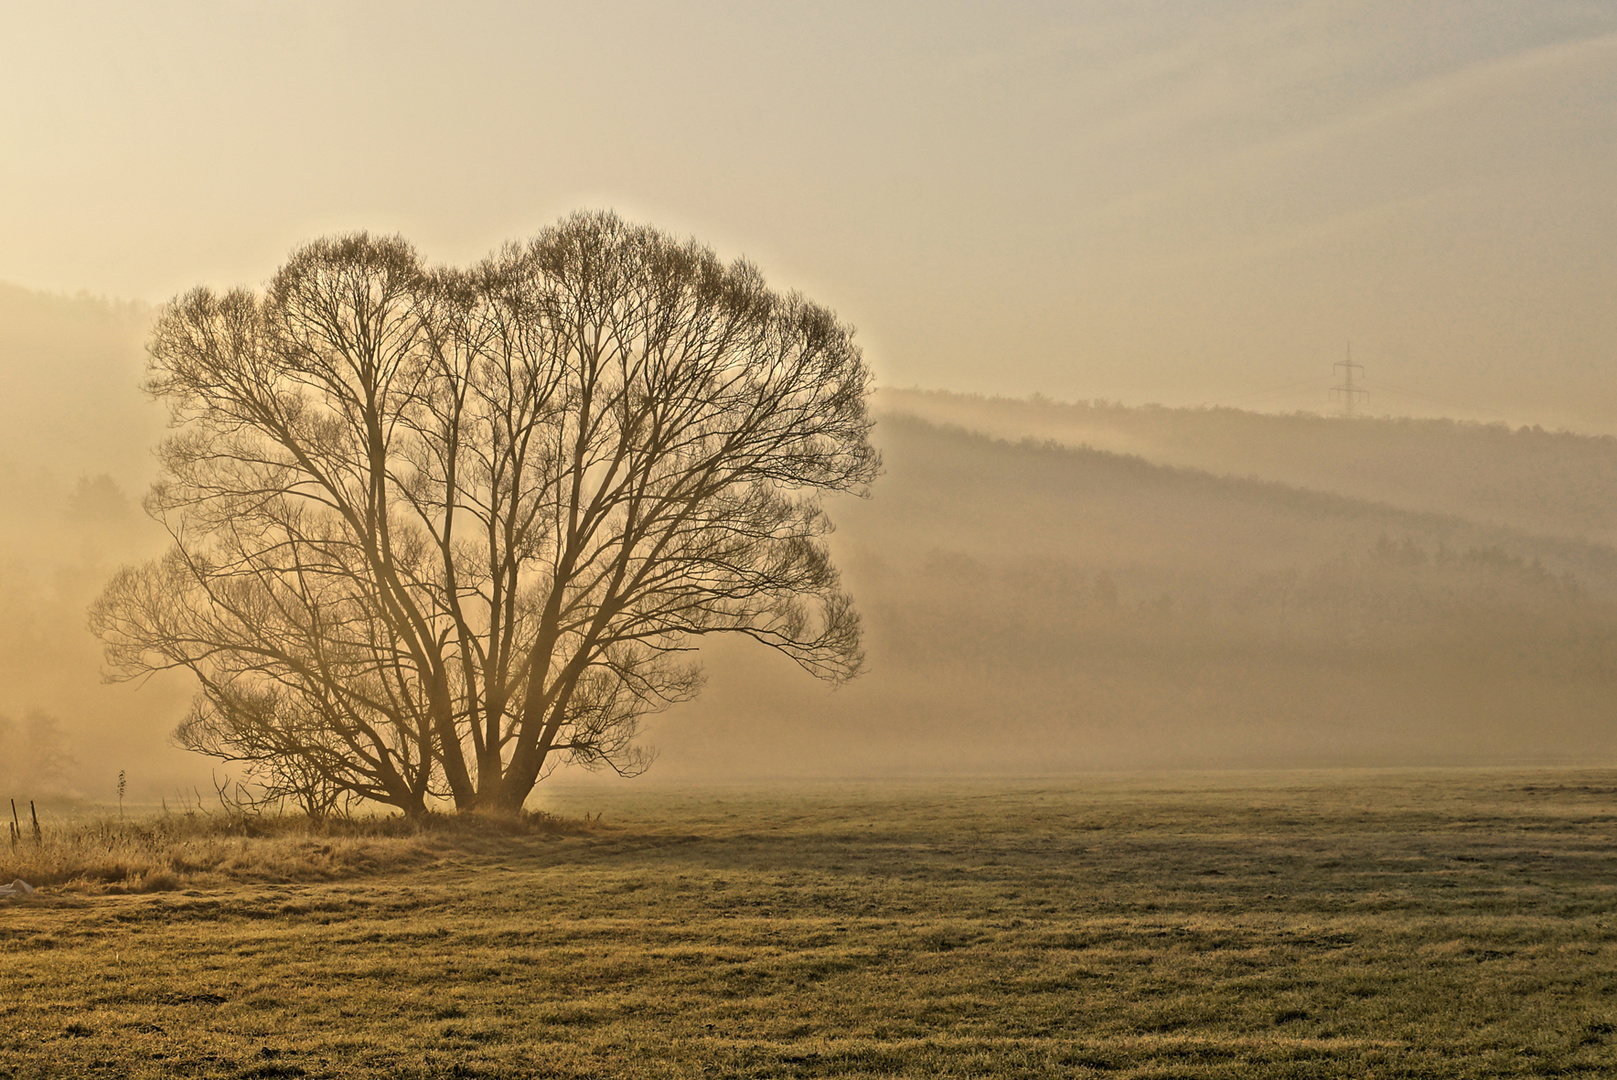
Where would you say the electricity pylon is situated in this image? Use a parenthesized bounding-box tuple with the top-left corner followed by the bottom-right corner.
(1331, 343, 1366, 418)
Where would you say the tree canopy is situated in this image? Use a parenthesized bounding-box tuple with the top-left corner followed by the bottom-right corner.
(92, 211, 879, 815)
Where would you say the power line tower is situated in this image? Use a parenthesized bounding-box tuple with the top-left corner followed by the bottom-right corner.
(1331, 343, 1366, 418)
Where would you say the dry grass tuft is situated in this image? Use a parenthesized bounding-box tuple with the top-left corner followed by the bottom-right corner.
(0, 806, 602, 893)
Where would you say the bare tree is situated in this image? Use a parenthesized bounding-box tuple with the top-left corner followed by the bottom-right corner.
(92, 212, 879, 815)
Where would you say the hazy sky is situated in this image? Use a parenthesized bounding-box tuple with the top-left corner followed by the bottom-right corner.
(4, 1, 1615, 428)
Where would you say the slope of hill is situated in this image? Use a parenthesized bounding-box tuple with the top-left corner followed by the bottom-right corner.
(842, 413, 1617, 591)
(653, 414, 1617, 777)
(878, 388, 1617, 546)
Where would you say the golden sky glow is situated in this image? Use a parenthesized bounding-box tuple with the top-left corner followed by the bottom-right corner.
(3, 1, 1615, 427)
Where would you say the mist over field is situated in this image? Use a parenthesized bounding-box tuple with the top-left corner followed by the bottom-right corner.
(668, 399, 1617, 778)
(4, 284, 1615, 803)
(0, 287, 187, 803)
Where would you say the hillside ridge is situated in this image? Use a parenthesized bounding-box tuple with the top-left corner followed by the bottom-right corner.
(876, 387, 1617, 546)
(867, 411, 1617, 592)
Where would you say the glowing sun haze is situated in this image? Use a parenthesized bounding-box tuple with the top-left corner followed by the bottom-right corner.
(3, 0, 1615, 428)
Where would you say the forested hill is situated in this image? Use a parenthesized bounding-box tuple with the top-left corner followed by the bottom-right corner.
(841, 412, 1617, 594)
(877, 388, 1617, 546)
(660, 413, 1617, 777)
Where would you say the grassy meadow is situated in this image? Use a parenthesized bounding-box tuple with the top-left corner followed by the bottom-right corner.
(1, 770, 1615, 1078)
